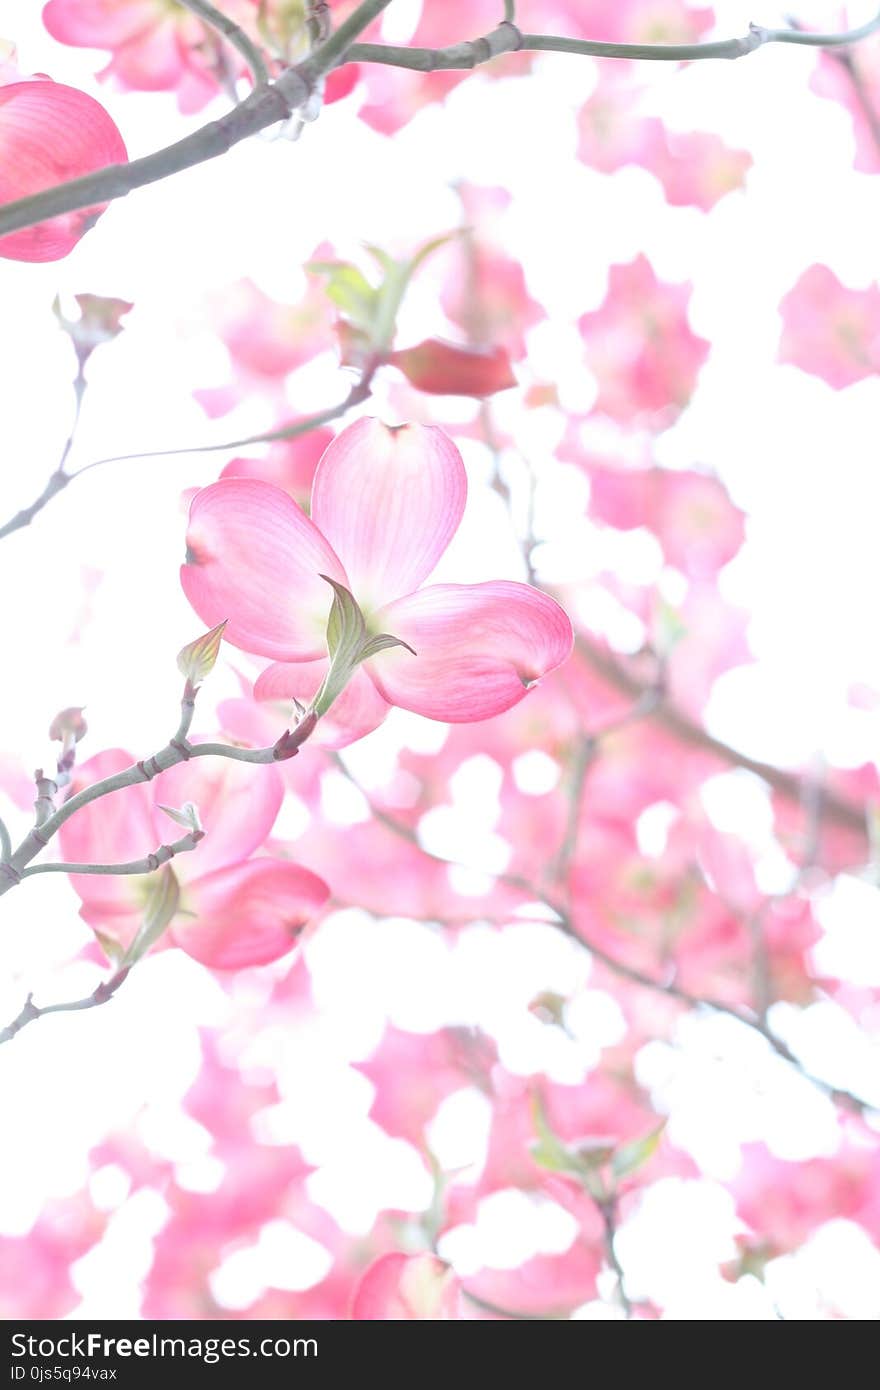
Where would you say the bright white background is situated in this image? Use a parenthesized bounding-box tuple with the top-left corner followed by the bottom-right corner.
(1, 0, 879, 1319)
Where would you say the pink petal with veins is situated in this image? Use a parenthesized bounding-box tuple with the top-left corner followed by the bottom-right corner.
(181, 479, 347, 661)
(171, 859, 329, 969)
(0, 79, 127, 261)
(310, 418, 467, 612)
(367, 581, 574, 722)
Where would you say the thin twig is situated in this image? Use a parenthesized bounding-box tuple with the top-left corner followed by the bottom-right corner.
(1, 365, 377, 543)
(74, 363, 376, 477)
(20, 827, 204, 878)
(597, 1196, 633, 1319)
(546, 733, 596, 887)
(0, 968, 130, 1046)
(178, 0, 271, 88)
(0, 360, 87, 542)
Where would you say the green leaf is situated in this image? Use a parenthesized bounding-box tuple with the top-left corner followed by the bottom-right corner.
(177, 620, 227, 687)
(364, 243, 396, 275)
(122, 866, 180, 967)
(652, 598, 686, 659)
(530, 1140, 572, 1173)
(312, 235, 459, 358)
(312, 577, 368, 718)
(405, 229, 459, 277)
(611, 1122, 666, 1182)
(529, 1095, 615, 1197)
(308, 261, 378, 330)
(573, 1139, 617, 1172)
(94, 929, 125, 969)
(323, 575, 367, 661)
(359, 632, 416, 661)
(311, 578, 415, 718)
(157, 801, 202, 834)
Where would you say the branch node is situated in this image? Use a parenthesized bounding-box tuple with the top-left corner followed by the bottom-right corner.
(500, 19, 524, 52)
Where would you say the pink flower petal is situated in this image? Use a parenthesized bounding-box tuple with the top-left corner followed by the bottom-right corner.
(351, 1253, 461, 1320)
(367, 582, 574, 722)
(390, 338, 516, 396)
(43, 0, 161, 48)
(149, 748, 283, 878)
(254, 660, 389, 749)
(181, 479, 347, 661)
(310, 418, 467, 612)
(0, 79, 127, 261)
(171, 859, 329, 970)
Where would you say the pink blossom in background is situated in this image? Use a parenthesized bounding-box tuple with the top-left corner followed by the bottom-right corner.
(579, 255, 710, 425)
(552, 0, 714, 44)
(42, 0, 362, 114)
(584, 465, 746, 579)
(577, 68, 750, 212)
(182, 417, 573, 722)
(778, 264, 880, 387)
(812, 41, 880, 177)
(191, 275, 336, 419)
(440, 189, 544, 359)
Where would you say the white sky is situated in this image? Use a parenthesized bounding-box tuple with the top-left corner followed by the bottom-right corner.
(1, 0, 879, 1320)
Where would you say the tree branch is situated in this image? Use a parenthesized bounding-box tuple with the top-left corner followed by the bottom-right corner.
(0, 0, 393, 241)
(348, 10, 880, 70)
(0, 706, 317, 903)
(574, 634, 867, 842)
(1, 8, 878, 242)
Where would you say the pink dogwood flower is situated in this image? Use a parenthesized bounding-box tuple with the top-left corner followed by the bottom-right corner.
(61, 748, 329, 970)
(181, 418, 573, 724)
